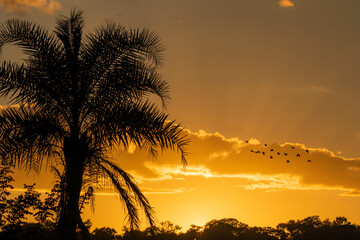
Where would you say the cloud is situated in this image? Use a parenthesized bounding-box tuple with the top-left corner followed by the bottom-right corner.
(93, 187, 192, 196)
(0, 0, 61, 15)
(279, 0, 294, 8)
(10, 128, 360, 198)
(118, 129, 360, 197)
(141, 187, 193, 195)
(340, 190, 360, 197)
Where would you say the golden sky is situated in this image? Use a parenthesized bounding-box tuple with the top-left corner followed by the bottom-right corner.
(2, 0, 360, 233)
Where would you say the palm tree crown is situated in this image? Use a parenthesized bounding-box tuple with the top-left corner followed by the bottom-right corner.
(0, 9, 189, 240)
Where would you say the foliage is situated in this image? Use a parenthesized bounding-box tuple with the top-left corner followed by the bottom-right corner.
(277, 215, 360, 240)
(91, 227, 118, 240)
(0, 166, 14, 228)
(0, 165, 92, 238)
(0, 166, 55, 230)
(3, 183, 41, 228)
(121, 217, 360, 240)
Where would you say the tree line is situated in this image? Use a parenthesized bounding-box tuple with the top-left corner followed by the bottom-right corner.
(1, 167, 359, 240)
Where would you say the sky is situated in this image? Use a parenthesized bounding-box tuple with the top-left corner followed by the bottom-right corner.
(1, 0, 360, 233)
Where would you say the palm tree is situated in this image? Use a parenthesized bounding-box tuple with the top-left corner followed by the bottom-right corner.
(0, 9, 189, 240)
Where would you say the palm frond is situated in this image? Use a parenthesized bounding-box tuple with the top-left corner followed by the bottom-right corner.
(100, 159, 156, 227)
(0, 18, 74, 124)
(79, 23, 167, 116)
(0, 106, 65, 171)
(55, 8, 84, 62)
(0, 61, 73, 125)
(0, 18, 60, 60)
(128, 28, 165, 67)
(86, 101, 189, 165)
(96, 158, 140, 229)
(79, 63, 170, 124)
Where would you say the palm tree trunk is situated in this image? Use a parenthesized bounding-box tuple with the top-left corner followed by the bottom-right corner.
(56, 137, 87, 240)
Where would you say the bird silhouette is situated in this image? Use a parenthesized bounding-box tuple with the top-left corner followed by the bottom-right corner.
(262, 152, 265, 155)
(264, 144, 267, 147)
(307, 159, 312, 162)
(291, 146, 295, 149)
(270, 149, 274, 151)
(245, 140, 249, 143)
(296, 154, 300, 157)
(277, 152, 280, 155)
(286, 160, 290, 163)
(270, 156, 273, 159)
(306, 150, 309, 153)
(250, 150, 254, 153)
(284, 153, 288, 156)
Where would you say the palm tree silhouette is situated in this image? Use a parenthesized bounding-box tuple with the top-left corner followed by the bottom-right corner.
(0, 9, 189, 240)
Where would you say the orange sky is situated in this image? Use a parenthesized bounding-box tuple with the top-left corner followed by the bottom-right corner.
(2, 0, 360, 233)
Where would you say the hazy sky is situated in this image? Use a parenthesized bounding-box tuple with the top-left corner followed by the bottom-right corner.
(2, 0, 360, 232)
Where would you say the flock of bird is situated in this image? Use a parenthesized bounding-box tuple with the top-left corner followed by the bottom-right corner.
(244, 141, 312, 164)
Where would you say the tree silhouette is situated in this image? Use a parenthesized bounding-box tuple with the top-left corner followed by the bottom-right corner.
(202, 218, 248, 240)
(91, 227, 118, 240)
(0, 166, 14, 228)
(0, 9, 189, 240)
(277, 215, 360, 240)
(179, 224, 202, 240)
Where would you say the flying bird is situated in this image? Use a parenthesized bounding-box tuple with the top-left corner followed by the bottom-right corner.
(286, 160, 290, 163)
(264, 144, 267, 147)
(291, 146, 295, 149)
(307, 160, 312, 162)
(270, 149, 274, 151)
(306, 150, 309, 153)
(270, 156, 273, 159)
(296, 154, 300, 157)
(277, 152, 281, 155)
(245, 140, 249, 143)
(284, 153, 288, 156)
(262, 152, 265, 155)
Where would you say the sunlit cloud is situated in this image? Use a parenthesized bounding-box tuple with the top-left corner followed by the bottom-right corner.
(279, 0, 294, 8)
(280, 142, 336, 157)
(94, 187, 192, 196)
(237, 175, 354, 193)
(0, 0, 61, 15)
(192, 129, 260, 153)
(119, 129, 360, 197)
(209, 151, 229, 160)
(142, 187, 193, 195)
(142, 163, 360, 196)
(340, 191, 360, 197)
(8, 128, 360, 201)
